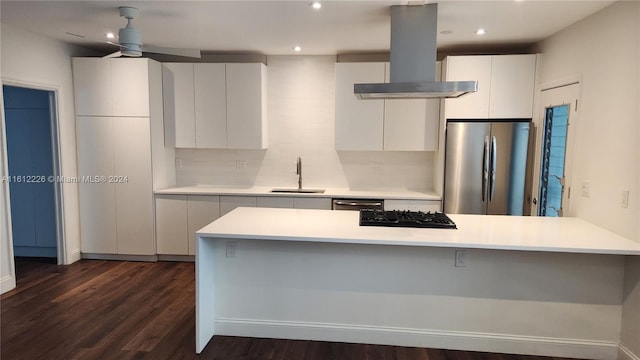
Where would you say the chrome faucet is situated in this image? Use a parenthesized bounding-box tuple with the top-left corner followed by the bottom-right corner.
(296, 157, 302, 190)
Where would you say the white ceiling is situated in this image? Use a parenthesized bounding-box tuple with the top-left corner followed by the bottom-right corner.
(0, 0, 614, 56)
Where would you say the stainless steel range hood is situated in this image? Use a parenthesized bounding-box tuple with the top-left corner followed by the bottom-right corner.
(354, 4, 477, 99)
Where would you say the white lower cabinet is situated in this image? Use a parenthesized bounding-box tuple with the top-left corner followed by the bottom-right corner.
(257, 197, 294, 208)
(154, 194, 439, 256)
(220, 196, 257, 216)
(384, 199, 442, 212)
(155, 195, 220, 255)
(155, 195, 188, 255)
(256, 197, 332, 210)
(187, 196, 221, 255)
(294, 198, 332, 210)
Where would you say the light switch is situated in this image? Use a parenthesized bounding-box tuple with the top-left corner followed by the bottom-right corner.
(581, 181, 590, 198)
(621, 190, 630, 208)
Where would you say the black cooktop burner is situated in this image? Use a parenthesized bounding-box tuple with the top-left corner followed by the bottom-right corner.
(359, 209, 457, 229)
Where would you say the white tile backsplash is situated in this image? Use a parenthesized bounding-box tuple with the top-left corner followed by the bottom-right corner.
(175, 55, 434, 192)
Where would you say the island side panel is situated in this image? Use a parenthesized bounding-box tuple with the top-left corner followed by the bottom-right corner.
(196, 235, 217, 353)
(209, 239, 625, 360)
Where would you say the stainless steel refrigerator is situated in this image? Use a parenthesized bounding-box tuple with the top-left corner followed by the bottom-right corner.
(444, 120, 530, 215)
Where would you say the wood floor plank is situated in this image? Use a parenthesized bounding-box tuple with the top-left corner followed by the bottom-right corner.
(1, 259, 589, 360)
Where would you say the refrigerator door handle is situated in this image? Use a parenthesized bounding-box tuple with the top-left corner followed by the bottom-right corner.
(482, 136, 490, 202)
(490, 136, 497, 202)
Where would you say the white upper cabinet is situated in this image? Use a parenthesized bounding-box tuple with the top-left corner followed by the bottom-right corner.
(226, 63, 268, 149)
(335, 62, 440, 151)
(162, 62, 267, 149)
(488, 55, 537, 118)
(443, 54, 537, 119)
(383, 63, 440, 151)
(72, 58, 150, 117)
(163, 63, 195, 148)
(335, 62, 385, 151)
(194, 64, 227, 148)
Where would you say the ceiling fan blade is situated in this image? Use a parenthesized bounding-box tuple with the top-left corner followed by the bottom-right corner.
(66, 32, 123, 48)
(141, 45, 201, 58)
(102, 51, 123, 59)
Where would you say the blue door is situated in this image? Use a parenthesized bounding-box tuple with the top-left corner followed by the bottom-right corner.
(3, 85, 57, 258)
(538, 104, 570, 217)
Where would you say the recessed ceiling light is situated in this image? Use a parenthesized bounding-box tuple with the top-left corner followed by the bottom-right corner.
(106, 32, 115, 39)
(475, 28, 486, 35)
(311, 2, 321, 9)
(293, 46, 302, 52)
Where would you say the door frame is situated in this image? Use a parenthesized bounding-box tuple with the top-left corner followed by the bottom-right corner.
(530, 77, 582, 217)
(1, 79, 67, 266)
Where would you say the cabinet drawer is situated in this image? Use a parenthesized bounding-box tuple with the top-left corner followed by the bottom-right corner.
(384, 199, 441, 212)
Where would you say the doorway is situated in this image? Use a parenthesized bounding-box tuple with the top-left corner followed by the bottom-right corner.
(2, 85, 59, 262)
(532, 82, 580, 217)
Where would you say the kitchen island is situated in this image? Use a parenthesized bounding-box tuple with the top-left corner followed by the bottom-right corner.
(196, 208, 640, 359)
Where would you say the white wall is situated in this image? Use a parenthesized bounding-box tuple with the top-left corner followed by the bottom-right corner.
(175, 56, 434, 192)
(536, 2, 640, 358)
(1, 23, 88, 292)
(536, 1, 639, 242)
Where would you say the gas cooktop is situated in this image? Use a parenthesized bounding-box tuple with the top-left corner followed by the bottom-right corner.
(359, 209, 457, 229)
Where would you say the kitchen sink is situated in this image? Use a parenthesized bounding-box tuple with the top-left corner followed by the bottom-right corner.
(270, 188, 326, 194)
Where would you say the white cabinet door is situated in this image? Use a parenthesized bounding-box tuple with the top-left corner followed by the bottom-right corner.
(293, 198, 332, 210)
(156, 195, 188, 255)
(187, 195, 221, 255)
(335, 62, 385, 150)
(113, 117, 154, 255)
(72, 58, 150, 117)
(489, 54, 536, 118)
(77, 116, 154, 255)
(194, 64, 227, 148)
(383, 63, 440, 151)
(384, 199, 441, 212)
(111, 59, 150, 117)
(162, 63, 195, 148)
(72, 58, 112, 117)
(444, 56, 492, 119)
(257, 196, 294, 208)
(76, 116, 117, 254)
(226, 63, 267, 149)
(220, 196, 257, 216)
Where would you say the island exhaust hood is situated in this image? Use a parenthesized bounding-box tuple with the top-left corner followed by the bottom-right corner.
(354, 4, 477, 99)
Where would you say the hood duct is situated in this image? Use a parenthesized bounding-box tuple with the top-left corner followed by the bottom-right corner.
(354, 4, 477, 99)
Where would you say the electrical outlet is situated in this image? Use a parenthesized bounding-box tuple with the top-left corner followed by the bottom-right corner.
(175, 158, 183, 169)
(236, 161, 247, 172)
(621, 190, 630, 208)
(581, 181, 591, 198)
(225, 242, 236, 258)
(373, 162, 384, 174)
(455, 250, 467, 267)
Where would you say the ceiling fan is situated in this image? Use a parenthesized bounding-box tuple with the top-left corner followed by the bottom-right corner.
(67, 6, 201, 59)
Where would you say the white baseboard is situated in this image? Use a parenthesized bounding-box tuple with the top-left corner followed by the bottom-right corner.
(0, 274, 16, 294)
(214, 318, 619, 360)
(620, 343, 640, 360)
(67, 248, 82, 264)
(157, 254, 195, 262)
(81, 253, 158, 262)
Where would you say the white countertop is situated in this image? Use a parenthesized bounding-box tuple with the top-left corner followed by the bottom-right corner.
(155, 185, 440, 200)
(197, 207, 640, 255)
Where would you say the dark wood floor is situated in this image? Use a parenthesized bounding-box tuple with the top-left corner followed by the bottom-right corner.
(1, 258, 585, 360)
